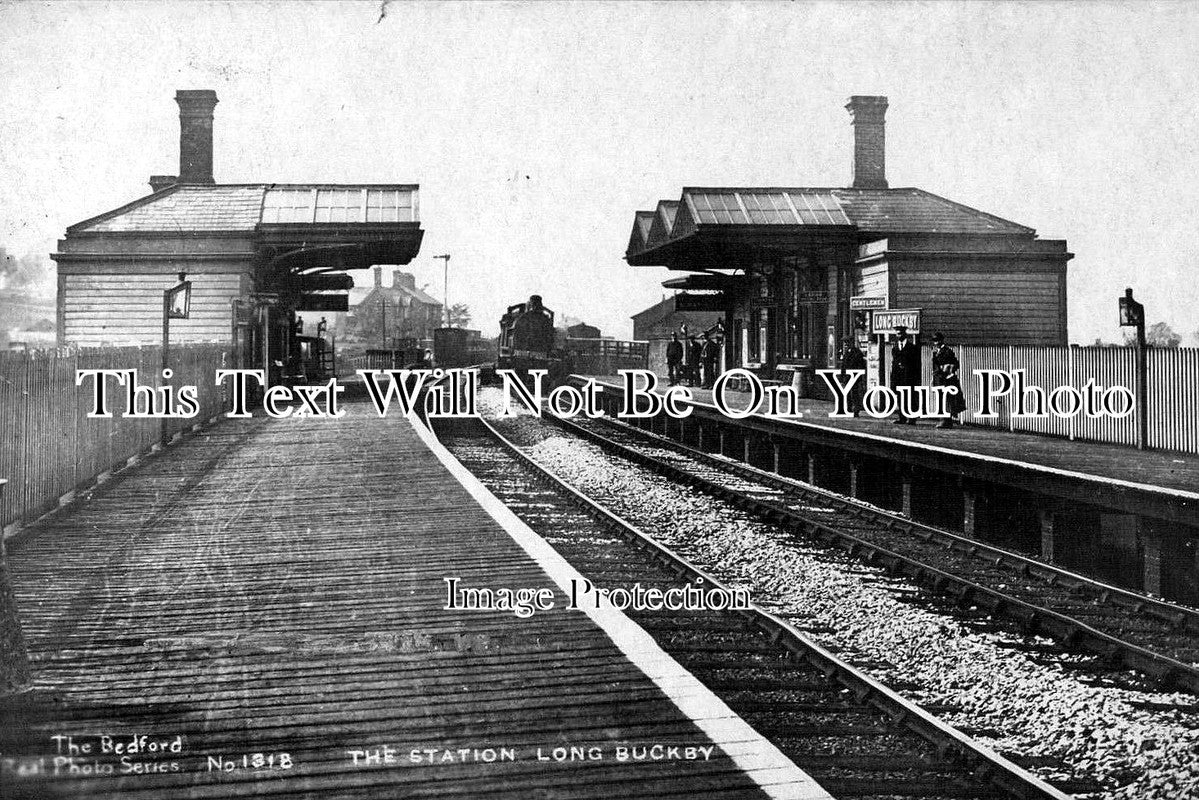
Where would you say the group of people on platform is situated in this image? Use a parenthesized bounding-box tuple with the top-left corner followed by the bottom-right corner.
(662, 323, 965, 430)
(665, 329, 720, 389)
(838, 325, 967, 429)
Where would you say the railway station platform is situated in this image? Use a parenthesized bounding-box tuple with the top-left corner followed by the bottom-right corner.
(0, 406, 821, 799)
(576, 375, 1199, 604)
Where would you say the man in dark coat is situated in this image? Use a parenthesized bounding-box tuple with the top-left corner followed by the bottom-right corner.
(665, 332, 684, 386)
(685, 335, 702, 387)
(930, 331, 967, 429)
(889, 325, 922, 424)
(838, 336, 867, 416)
(699, 332, 719, 389)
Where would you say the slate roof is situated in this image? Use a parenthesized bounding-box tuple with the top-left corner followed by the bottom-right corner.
(73, 185, 265, 233)
(630, 295, 721, 339)
(351, 282, 442, 309)
(68, 183, 421, 234)
(627, 186, 1036, 259)
(831, 188, 1033, 236)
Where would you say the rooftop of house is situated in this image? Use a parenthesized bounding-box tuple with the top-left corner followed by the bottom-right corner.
(351, 280, 441, 308)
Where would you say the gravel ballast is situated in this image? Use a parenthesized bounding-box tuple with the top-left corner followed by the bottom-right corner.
(474, 390, 1199, 800)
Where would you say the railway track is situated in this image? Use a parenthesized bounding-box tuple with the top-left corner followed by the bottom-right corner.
(541, 412, 1199, 695)
(429, 413, 1074, 800)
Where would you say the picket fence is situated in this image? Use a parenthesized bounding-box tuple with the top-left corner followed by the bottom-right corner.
(950, 345, 1199, 455)
(0, 345, 229, 531)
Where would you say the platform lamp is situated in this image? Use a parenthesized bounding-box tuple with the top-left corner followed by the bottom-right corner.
(1118, 287, 1147, 450)
(162, 272, 192, 445)
(433, 254, 451, 326)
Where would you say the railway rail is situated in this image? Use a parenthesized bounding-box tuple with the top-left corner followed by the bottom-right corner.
(428, 412, 1073, 800)
(541, 412, 1199, 695)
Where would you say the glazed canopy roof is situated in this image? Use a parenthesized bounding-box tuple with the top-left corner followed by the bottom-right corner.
(64, 184, 424, 269)
(69, 184, 420, 232)
(626, 186, 1035, 266)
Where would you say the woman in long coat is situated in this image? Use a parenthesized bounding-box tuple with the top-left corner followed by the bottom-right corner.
(931, 331, 967, 429)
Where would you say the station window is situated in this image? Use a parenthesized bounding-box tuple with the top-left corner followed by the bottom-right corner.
(261, 189, 314, 223)
(366, 190, 414, 223)
(315, 189, 365, 223)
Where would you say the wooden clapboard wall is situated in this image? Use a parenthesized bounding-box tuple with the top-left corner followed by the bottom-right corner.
(894, 268, 1065, 346)
(57, 261, 252, 346)
(854, 234, 1070, 347)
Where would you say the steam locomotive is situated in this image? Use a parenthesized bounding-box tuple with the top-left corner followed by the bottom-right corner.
(497, 295, 570, 387)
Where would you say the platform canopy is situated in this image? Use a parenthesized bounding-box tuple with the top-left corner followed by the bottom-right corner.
(626, 210, 656, 257)
(257, 184, 425, 273)
(625, 186, 1036, 269)
(660, 273, 748, 291)
(67, 182, 425, 273)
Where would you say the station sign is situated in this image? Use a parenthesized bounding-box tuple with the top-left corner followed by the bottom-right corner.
(871, 308, 922, 334)
(849, 295, 887, 311)
(251, 292, 282, 307)
(297, 294, 349, 312)
(296, 274, 354, 292)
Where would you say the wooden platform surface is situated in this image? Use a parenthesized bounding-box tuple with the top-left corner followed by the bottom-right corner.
(1, 408, 794, 799)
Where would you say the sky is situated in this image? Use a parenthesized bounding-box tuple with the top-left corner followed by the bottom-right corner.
(1, 0, 1197, 342)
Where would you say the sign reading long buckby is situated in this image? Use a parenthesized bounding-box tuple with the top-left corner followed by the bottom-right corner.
(871, 308, 921, 334)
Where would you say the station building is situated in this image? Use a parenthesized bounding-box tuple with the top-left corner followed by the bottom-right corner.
(52, 90, 423, 382)
(624, 96, 1072, 392)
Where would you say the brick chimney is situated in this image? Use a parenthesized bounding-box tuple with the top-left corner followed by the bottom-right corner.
(392, 270, 416, 291)
(175, 90, 218, 184)
(148, 175, 177, 193)
(373, 266, 383, 288)
(846, 95, 888, 189)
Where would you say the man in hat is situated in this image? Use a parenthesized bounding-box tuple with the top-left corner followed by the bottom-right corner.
(700, 331, 720, 389)
(685, 334, 702, 387)
(838, 336, 867, 416)
(665, 331, 684, 386)
(931, 331, 966, 429)
(889, 325, 922, 424)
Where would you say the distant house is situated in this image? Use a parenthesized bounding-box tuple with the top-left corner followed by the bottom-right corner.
(345, 267, 443, 345)
(566, 322, 601, 339)
(631, 295, 722, 376)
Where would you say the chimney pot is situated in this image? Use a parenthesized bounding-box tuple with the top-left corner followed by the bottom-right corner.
(392, 270, 416, 291)
(846, 95, 888, 189)
(175, 90, 218, 184)
(373, 266, 382, 288)
(149, 175, 177, 193)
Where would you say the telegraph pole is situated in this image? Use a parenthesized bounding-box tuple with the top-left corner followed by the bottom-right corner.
(433, 254, 451, 326)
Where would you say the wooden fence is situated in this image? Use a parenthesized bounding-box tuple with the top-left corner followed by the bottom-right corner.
(1, 345, 229, 532)
(564, 338, 649, 375)
(951, 345, 1199, 455)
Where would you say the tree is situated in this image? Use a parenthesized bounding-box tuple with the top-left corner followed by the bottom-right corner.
(1122, 321, 1181, 348)
(447, 303, 472, 329)
(1146, 321, 1181, 348)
